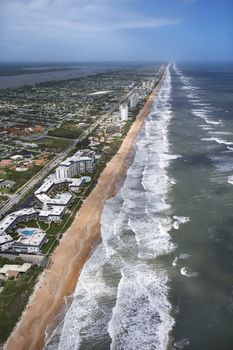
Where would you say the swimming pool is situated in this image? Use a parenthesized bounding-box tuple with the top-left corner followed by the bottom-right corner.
(18, 228, 39, 237)
(81, 176, 91, 183)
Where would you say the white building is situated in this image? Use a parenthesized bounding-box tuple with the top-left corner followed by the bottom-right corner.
(68, 178, 84, 193)
(35, 192, 73, 207)
(119, 103, 128, 121)
(142, 79, 155, 90)
(56, 164, 72, 180)
(56, 150, 95, 181)
(0, 208, 38, 235)
(38, 205, 66, 223)
(129, 93, 139, 108)
(12, 231, 47, 254)
(0, 208, 40, 253)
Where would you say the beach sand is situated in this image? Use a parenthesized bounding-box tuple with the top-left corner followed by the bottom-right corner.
(4, 68, 166, 350)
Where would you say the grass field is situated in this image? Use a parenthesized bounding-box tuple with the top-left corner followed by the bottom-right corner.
(48, 122, 83, 139)
(35, 136, 72, 151)
(5, 165, 43, 190)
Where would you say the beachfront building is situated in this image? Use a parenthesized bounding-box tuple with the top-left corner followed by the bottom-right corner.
(0, 263, 32, 278)
(119, 103, 128, 121)
(129, 93, 139, 108)
(12, 230, 47, 254)
(56, 150, 95, 181)
(0, 204, 66, 253)
(67, 178, 85, 193)
(0, 208, 48, 253)
(38, 205, 66, 222)
(35, 192, 73, 207)
(142, 79, 155, 90)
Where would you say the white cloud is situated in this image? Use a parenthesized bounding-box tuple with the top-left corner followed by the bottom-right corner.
(0, 0, 180, 37)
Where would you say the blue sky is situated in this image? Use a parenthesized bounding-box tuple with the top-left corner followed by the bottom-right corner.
(0, 0, 232, 62)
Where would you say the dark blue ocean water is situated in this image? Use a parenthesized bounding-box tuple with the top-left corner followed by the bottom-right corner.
(45, 63, 233, 350)
(168, 63, 233, 350)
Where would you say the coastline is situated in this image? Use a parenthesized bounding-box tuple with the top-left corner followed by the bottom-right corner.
(4, 68, 167, 350)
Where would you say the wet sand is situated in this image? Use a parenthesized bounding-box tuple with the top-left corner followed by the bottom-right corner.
(4, 69, 166, 350)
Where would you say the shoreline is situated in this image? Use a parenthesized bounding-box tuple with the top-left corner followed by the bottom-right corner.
(4, 68, 167, 350)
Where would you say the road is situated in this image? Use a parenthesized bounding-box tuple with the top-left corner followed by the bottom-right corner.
(0, 84, 142, 218)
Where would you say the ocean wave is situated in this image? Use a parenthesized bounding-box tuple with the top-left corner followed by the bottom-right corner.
(173, 216, 190, 230)
(199, 124, 213, 131)
(108, 266, 174, 350)
(205, 119, 222, 125)
(180, 267, 199, 277)
(201, 137, 233, 146)
(172, 253, 190, 266)
(227, 175, 233, 184)
(173, 338, 190, 349)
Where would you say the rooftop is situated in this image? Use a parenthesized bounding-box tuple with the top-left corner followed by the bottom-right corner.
(16, 230, 46, 247)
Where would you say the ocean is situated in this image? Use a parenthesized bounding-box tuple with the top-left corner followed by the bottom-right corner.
(45, 63, 233, 350)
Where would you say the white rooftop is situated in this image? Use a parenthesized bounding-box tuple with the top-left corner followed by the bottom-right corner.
(38, 205, 66, 217)
(16, 230, 46, 247)
(0, 233, 13, 245)
(0, 208, 37, 233)
(68, 178, 84, 187)
(35, 192, 72, 206)
(0, 263, 32, 275)
(35, 178, 68, 195)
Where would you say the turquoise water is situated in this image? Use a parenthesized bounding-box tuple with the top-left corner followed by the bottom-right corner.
(19, 228, 37, 237)
(82, 176, 92, 183)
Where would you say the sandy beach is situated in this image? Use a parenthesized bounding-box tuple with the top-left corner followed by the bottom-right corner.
(4, 68, 166, 350)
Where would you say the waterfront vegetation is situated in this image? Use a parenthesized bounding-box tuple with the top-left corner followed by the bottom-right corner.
(0, 263, 43, 344)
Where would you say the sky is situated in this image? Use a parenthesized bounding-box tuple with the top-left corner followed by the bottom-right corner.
(0, 0, 232, 62)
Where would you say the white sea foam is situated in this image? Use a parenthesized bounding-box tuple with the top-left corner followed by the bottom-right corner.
(173, 216, 190, 230)
(173, 253, 190, 266)
(201, 137, 233, 146)
(199, 125, 213, 131)
(205, 119, 222, 125)
(228, 175, 233, 184)
(212, 131, 232, 135)
(108, 266, 174, 350)
(107, 67, 175, 349)
(172, 257, 178, 266)
(180, 267, 199, 277)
